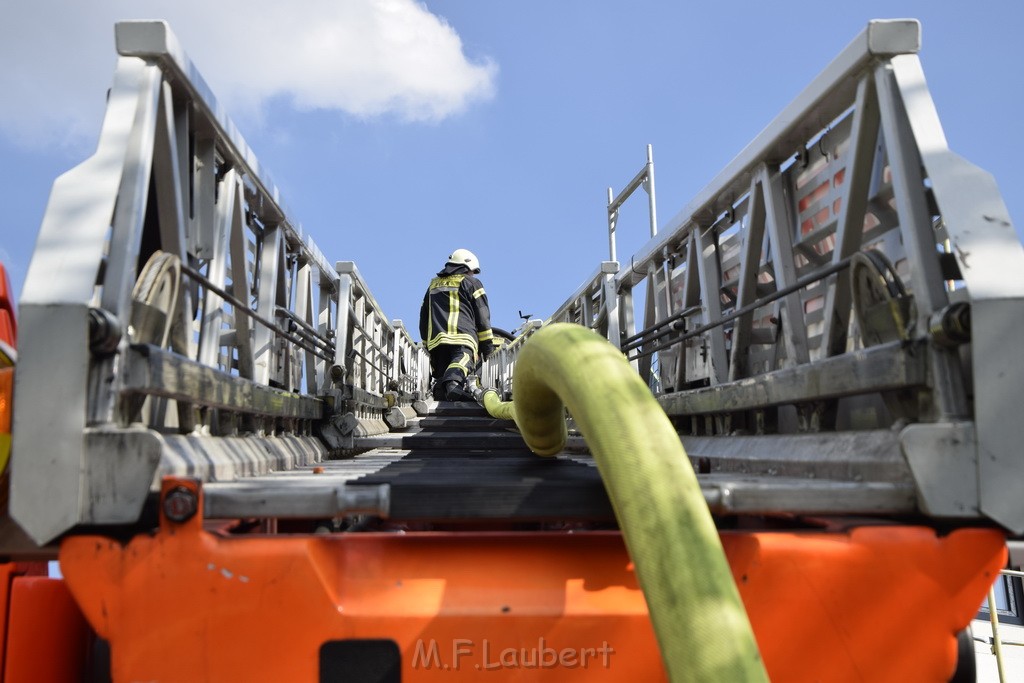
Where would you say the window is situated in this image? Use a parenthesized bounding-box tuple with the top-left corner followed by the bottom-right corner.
(978, 573, 1024, 626)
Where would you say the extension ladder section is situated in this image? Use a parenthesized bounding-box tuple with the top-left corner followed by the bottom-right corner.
(193, 400, 614, 525)
(10, 21, 431, 547)
(1, 17, 1020, 682)
(523, 18, 1024, 532)
(10, 18, 1023, 545)
(52, 399, 1006, 681)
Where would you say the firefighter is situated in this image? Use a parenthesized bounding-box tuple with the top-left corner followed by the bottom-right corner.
(419, 248, 496, 401)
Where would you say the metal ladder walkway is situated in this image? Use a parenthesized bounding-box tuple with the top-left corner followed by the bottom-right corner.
(11, 19, 1022, 546)
(200, 401, 615, 526)
(202, 397, 917, 527)
(349, 402, 614, 523)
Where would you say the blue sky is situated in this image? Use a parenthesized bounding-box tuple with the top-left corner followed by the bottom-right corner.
(1, 1, 1021, 335)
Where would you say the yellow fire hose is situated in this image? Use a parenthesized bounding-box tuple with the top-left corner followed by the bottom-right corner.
(481, 323, 767, 682)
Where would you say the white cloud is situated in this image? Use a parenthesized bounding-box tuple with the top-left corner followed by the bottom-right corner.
(0, 0, 497, 148)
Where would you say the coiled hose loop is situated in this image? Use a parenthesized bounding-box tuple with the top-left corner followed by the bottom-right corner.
(482, 323, 767, 682)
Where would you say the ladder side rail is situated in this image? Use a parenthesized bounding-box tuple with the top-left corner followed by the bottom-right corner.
(122, 23, 343, 415)
(631, 20, 920, 280)
(601, 25, 935, 396)
(480, 329, 503, 395)
(815, 75, 883, 359)
(694, 225, 730, 385)
(760, 164, 811, 369)
(150, 83, 199, 430)
(480, 350, 500, 395)
(782, 112, 880, 370)
(592, 265, 615, 336)
(369, 305, 386, 393)
(352, 296, 367, 391)
(651, 245, 675, 391)
(726, 173, 770, 382)
(89, 62, 164, 428)
(12, 23, 354, 545)
(671, 232, 702, 391)
(622, 212, 733, 392)
(116, 22, 337, 286)
(360, 300, 375, 392)
(882, 54, 1024, 532)
(611, 21, 917, 377)
(315, 277, 336, 394)
(390, 321, 402, 394)
(581, 280, 594, 329)
(405, 330, 424, 398)
(607, 148, 659, 364)
(227, 199, 256, 383)
(639, 265, 658, 385)
(608, 22, 921, 400)
(152, 81, 195, 359)
(295, 262, 318, 395)
(603, 269, 622, 350)
(486, 320, 542, 400)
(391, 320, 428, 398)
(333, 261, 400, 397)
(332, 271, 354, 385)
(874, 65, 964, 421)
(12, 56, 166, 545)
(196, 169, 238, 370)
(546, 261, 619, 333)
(571, 19, 1024, 530)
(619, 246, 682, 386)
(119, 21, 341, 402)
(252, 225, 286, 388)
(282, 248, 301, 393)
(623, 95, 913, 405)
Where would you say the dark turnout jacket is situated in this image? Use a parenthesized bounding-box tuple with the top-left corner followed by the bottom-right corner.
(420, 264, 494, 353)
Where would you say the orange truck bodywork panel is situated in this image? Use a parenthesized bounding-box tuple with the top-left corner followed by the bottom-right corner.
(1, 262, 13, 473)
(0, 262, 15, 348)
(0, 368, 11, 473)
(1, 573, 91, 682)
(59, 502, 1005, 682)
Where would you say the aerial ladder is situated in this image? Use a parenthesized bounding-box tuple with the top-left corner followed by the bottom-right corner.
(1, 17, 1021, 682)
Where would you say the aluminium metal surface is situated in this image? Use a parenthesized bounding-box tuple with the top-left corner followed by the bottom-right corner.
(549, 19, 1024, 531)
(236, 402, 914, 523)
(10, 18, 1023, 548)
(334, 261, 423, 399)
(11, 21, 430, 545)
(607, 144, 658, 263)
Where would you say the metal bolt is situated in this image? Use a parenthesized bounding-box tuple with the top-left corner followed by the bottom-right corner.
(88, 307, 122, 356)
(163, 486, 198, 523)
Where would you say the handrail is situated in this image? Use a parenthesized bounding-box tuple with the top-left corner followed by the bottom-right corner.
(536, 17, 1024, 534)
(625, 257, 853, 359)
(478, 320, 542, 399)
(332, 260, 423, 396)
(628, 19, 920, 279)
(547, 261, 618, 327)
(10, 20, 432, 545)
(116, 21, 336, 283)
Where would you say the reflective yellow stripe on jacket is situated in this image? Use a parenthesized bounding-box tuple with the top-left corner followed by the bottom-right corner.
(420, 272, 492, 352)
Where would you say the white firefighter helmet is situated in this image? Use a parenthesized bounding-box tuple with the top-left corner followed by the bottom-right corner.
(447, 248, 481, 274)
